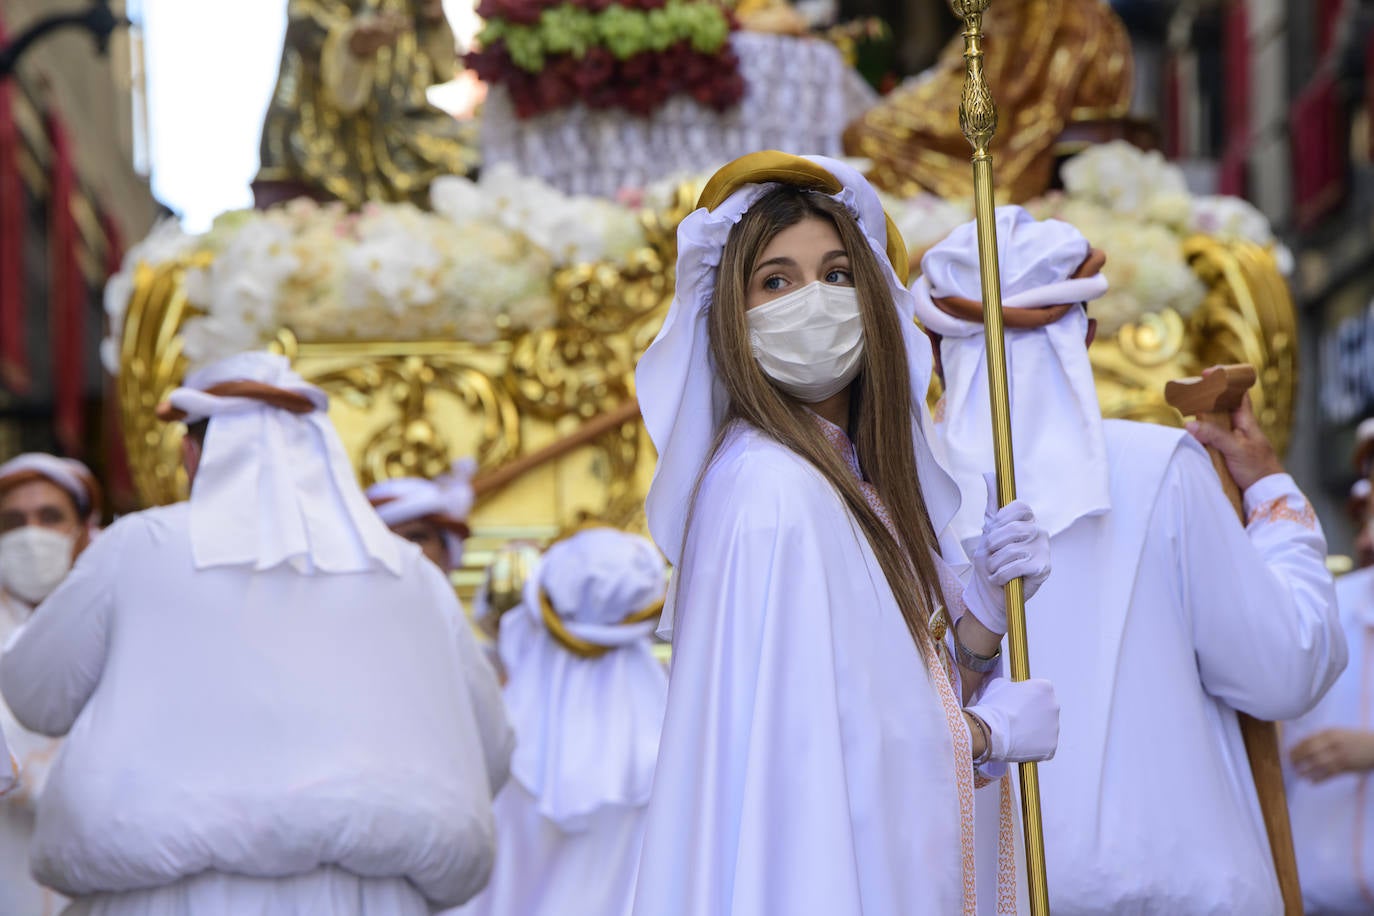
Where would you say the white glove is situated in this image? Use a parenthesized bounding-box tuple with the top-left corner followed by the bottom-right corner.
(966, 677, 1060, 764)
(964, 472, 1052, 634)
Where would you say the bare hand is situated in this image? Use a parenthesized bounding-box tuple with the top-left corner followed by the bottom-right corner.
(1185, 377, 1283, 491)
(348, 14, 406, 57)
(1290, 728, 1374, 782)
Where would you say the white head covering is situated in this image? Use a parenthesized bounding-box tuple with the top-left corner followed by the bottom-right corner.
(160, 351, 402, 575)
(499, 527, 668, 831)
(912, 205, 1111, 543)
(0, 453, 101, 524)
(365, 458, 477, 567)
(635, 151, 964, 639)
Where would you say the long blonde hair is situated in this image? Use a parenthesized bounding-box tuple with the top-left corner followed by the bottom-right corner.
(695, 186, 943, 652)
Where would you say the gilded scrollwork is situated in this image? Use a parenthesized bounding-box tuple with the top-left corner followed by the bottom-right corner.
(116, 178, 1299, 559)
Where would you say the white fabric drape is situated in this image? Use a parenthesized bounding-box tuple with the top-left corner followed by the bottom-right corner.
(164, 352, 401, 576)
(0, 502, 512, 911)
(911, 206, 1110, 542)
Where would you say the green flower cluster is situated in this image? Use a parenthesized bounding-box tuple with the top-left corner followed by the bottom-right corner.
(481, 0, 732, 73)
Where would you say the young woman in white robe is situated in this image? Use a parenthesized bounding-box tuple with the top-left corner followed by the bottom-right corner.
(632, 151, 1061, 916)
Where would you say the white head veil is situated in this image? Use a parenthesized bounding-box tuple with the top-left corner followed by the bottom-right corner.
(0, 453, 101, 526)
(499, 527, 668, 831)
(366, 458, 477, 567)
(911, 205, 1111, 543)
(635, 151, 964, 639)
(159, 351, 402, 575)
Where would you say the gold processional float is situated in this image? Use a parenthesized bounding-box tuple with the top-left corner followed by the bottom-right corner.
(110, 0, 1297, 615)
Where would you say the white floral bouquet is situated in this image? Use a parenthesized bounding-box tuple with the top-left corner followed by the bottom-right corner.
(884, 140, 1291, 337)
(103, 172, 648, 373)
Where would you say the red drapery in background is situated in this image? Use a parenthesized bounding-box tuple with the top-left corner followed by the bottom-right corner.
(47, 109, 84, 454)
(1218, 0, 1251, 197)
(0, 16, 28, 394)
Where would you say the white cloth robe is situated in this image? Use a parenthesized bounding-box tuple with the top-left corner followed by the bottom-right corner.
(0, 591, 68, 916)
(1284, 565, 1374, 915)
(451, 782, 651, 916)
(633, 425, 976, 916)
(0, 502, 515, 915)
(973, 419, 1344, 916)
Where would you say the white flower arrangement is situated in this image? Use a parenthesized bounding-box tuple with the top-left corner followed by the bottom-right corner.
(105, 142, 1290, 373)
(103, 186, 568, 373)
(884, 141, 1289, 337)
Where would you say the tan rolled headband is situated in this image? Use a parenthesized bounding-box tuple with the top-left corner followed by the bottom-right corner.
(928, 247, 1108, 330)
(155, 380, 319, 423)
(539, 590, 665, 660)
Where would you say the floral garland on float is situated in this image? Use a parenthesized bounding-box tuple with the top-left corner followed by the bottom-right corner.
(106, 143, 1299, 514)
(103, 165, 647, 373)
(103, 143, 1290, 375)
(884, 142, 1294, 338)
(464, 0, 745, 118)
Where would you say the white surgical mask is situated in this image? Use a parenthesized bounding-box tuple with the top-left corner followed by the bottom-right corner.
(0, 526, 76, 606)
(746, 281, 865, 402)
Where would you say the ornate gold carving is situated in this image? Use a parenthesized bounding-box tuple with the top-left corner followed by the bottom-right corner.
(116, 182, 1298, 594)
(1088, 237, 1297, 455)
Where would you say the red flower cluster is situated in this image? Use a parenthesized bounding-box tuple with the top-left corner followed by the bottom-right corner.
(467, 41, 744, 120)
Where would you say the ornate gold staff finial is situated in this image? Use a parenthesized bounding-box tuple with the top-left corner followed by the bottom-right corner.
(947, 1, 1052, 914)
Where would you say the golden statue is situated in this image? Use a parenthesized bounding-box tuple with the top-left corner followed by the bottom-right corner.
(844, 0, 1133, 202)
(255, 0, 476, 208)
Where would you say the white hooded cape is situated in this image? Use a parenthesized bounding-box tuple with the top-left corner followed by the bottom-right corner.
(633, 426, 969, 915)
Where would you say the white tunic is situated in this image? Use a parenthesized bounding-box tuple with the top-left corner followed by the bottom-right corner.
(1285, 565, 1374, 915)
(634, 426, 973, 916)
(0, 591, 68, 916)
(0, 502, 514, 915)
(982, 420, 1344, 915)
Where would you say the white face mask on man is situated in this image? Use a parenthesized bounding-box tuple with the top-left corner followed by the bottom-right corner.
(745, 281, 866, 402)
(0, 526, 76, 606)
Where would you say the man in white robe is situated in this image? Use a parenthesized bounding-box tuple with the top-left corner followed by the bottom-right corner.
(0, 453, 101, 916)
(1284, 440, 1374, 914)
(366, 459, 477, 573)
(0, 352, 514, 916)
(913, 206, 1347, 915)
(455, 527, 668, 916)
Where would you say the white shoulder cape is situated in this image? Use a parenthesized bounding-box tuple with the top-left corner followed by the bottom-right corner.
(634, 427, 968, 916)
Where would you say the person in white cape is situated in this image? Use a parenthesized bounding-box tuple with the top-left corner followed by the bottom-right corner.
(1284, 442, 1374, 914)
(0, 453, 102, 916)
(633, 151, 1060, 916)
(366, 459, 477, 573)
(912, 206, 1346, 915)
(453, 527, 668, 916)
(0, 352, 514, 916)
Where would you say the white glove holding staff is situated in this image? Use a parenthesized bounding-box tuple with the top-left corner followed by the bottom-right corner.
(964, 472, 1052, 635)
(967, 677, 1061, 763)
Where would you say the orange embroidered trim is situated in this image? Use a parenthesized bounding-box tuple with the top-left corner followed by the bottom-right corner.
(926, 634, 979, 916)
(1246, 495, 1317, 530)
(997, 774, 1018, 915)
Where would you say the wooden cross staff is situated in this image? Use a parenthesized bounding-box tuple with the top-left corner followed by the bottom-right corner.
(1164, 363, 1303, 916)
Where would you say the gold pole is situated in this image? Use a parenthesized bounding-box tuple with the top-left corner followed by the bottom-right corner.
(948, 2, 1051, 913)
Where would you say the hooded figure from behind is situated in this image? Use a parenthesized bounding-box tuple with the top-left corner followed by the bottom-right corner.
(453, 527, 668, 916)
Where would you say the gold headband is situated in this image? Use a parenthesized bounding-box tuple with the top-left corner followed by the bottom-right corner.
(539, 590, 665, 659)
(696, 150, 911, 286)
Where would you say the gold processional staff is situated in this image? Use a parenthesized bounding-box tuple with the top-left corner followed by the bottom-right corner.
(948, 1, 1051, 912)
